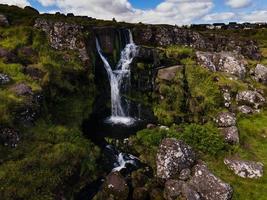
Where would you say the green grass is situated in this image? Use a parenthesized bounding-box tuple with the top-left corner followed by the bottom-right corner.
(204, 111, 267, 200)
(0, 120, 100, 200)
(0, 26, 32, 50)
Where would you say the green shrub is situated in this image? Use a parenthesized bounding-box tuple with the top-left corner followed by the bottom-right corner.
(179, 123, 226, 156)
(185, 64, 223, 122)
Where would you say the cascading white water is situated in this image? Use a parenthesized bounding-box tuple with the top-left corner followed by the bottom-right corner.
(96, 30, 138, 125)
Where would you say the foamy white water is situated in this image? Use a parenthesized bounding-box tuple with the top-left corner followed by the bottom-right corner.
(96, 30, 138, 125)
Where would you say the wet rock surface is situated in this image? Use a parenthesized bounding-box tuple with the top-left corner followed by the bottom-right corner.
(189, 163, 233, 200)
(0, 127, 20, 148)
(95, 172, 129, 200)
(196, 51, 247, 78)
(157, 138, 196, 179)
(224, 159, 264, 179)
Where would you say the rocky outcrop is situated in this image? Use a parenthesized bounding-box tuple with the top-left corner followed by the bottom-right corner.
(10, 83, 33, 96)
(220, 126, 239, 144)
(224, 159, 264, 179)
(252, 64, 267, 84)
(34, 18, 89, 64)
(157, 138, 196, 179)
(236, 90, 265, 109)
(189, 163, 233, 200)
(0, 14, 9, 26)
(157, 65, 183, 81)
(0, 127, 20, 148)
(0, 47, 18, 63)
(0, 73, 10, 85)
(23, 66, 44, 80)
(95, 172, 129, 200)
(216, 112, 236, 127)
(133, 25, 260, 59)
(196, 51, 247, 79)
(164, 179, 184, 200)
(238, 105, 254, 114)
(216, 112, 239, 144)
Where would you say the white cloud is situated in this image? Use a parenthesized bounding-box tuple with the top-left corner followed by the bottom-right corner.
(240, 10, 267, 22)
(203, 12, 236, 21)
(36, 0, 214, 25)
(0, 0, 30, 7)
(225, 0, 252, 9)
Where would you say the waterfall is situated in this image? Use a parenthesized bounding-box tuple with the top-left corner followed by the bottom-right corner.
(96, 30, 138, 125)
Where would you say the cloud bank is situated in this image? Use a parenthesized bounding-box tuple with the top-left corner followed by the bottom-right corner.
(0, 0, 266, 25)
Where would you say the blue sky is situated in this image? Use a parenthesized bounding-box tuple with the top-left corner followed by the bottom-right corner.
(2, 0, 267, 25)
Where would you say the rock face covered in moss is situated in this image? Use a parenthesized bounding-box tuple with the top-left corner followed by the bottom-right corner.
(34, 18, 90, 64)
(0, 4, 267, 200)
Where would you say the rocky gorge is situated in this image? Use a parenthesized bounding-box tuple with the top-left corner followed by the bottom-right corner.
(0, 4, 267, 200)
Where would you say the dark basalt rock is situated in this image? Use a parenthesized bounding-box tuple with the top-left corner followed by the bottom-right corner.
(0, 14, 9, 26)
(189, 163, 233, 200)
(0, 127, 20, 148)
(163, 179, 184, 200)
(157, 138, 196, 179)
(0, 73, 11, 85)
(133, 25, 261, 60)
(23, 66, 45, 80)
(132, 187, 149, 200)
(94, 172, 129, 200)
(0, 47, 18, 63)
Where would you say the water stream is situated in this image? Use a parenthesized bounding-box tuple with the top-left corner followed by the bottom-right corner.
(96, 30, 138, 125)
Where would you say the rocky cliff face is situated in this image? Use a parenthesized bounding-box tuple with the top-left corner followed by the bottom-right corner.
(0, 4, 267, 200)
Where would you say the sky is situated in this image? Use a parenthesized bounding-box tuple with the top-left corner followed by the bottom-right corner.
(1, 0, 267, 25)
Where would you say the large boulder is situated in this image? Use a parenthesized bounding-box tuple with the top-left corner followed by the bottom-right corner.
(157, 65, 183, 81)
(236, 90, 265, 109)
(163, 179, 184, 200)
(189, 163, 233, 200)
(34, 18, 89, 64)
(95, 172, 129, 200)
(0, 14, 9, 26)
(238, 105, 254, 114)
(0, 47, 18, 63)
(181, 184, 201, 200)
(0, 127, 20, 148)
(157, 138, 196, 179)
(0, 73, 11, 85)
(253, 64, 267, 84)
(196, 51, 247, 79)
(215, 112, 236, 127)
(219, 126, 239, 144)
(224, 159, 264, 179)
